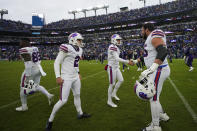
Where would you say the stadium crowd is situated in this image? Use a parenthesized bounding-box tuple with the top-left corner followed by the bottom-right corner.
(46, 0, 197, 29)
(0, 0, 196, 61)
(0, 19, 31, 32)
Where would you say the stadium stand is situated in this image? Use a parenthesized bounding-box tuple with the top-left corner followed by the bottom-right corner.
(0, 0, 197, 61)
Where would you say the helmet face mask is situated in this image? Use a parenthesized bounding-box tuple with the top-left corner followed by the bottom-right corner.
(69, 33, 84, 47)
(111, 34, 122, 46)
(134, 76, 156, 101)
(24, 80, 36, 95)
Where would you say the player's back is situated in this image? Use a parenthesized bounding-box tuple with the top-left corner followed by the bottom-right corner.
(107, 44, 120, 68)
(60, 44, 82, 79)
(19, 46, 41, 66)
(144, 29, 168, 68)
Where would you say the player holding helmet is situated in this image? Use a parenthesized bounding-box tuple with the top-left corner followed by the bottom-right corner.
(16, 38, 54, 112)
(131, 23, 170, 131)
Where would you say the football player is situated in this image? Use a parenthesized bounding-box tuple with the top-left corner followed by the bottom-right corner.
(46, 33, 91, 131)
(183, 45, 194, 71)
(16, 38, 54, 111)
(131, 23, 170, 131)
(106, 34, 133, 108)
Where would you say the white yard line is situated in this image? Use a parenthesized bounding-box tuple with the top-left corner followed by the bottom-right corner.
(168, 77, 197, 123)
(0, 70, 105, 110)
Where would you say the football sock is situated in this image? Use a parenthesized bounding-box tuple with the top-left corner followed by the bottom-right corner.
(37, 85, 51, 98)
(112, 81, 123, 96)
(108, 84, 113, 102)
(20, 88, 27, 107)
(150, 101, 160, 126)
(49, 100, 65, 122)
(74, 94, 83, 115)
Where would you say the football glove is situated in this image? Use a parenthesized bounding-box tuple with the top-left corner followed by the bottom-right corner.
(140, 63, 159, 78)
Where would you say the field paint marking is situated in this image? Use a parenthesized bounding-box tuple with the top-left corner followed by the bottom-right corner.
(0, 70, 105, 110)
(168, 77, 197, 123)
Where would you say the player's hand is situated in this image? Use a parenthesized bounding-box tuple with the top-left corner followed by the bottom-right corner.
(140, 68, 153, 78)
(130, 59, 138, 64)
(128, 59, 135, 66)
(24, 76, 30, 84)
(56, 77, 64, 85)
(141, 63, 159, 78)
(79, 74, 82, 80)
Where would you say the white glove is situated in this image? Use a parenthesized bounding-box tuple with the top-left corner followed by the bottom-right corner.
(140, 63, 159, 78)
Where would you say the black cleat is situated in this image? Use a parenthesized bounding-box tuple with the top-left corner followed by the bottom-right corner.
(77, 112, 91, 119)
(45, 120, 53, 131)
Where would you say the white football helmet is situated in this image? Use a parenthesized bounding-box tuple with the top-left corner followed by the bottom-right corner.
(68, 32, 84, 47)
(134, 76, 156, 100)
(23, 80, 36, 95)
(111, 34, 122, 45)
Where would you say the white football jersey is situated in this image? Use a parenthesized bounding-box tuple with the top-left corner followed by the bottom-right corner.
(107, 44, 121, 68)
(144, 29, 168, 68)
(58, 44, 82, 79)
(19, 46, 41, 65)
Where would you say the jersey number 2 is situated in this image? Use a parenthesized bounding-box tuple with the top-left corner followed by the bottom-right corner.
(74, 56, 80, 67)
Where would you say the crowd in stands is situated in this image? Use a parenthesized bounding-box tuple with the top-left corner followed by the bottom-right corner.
(0, 0, 197, 61)
(46, 0, 197, 29)
(0, 19, 31, 32)
(0, 30, 196, 61)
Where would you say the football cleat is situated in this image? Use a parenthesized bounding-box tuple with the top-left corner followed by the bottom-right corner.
(45, 120, 53, 131)
(48, 94, 54, 106)
(160, 113, 170, 122)
(77, 112, 91, 119)
(142, 123, 162, 131)
(112, 95, 120, 101)
(15, 106, 28, 111)
(107, 101, 117, 108)
(189, 67, 194, 72)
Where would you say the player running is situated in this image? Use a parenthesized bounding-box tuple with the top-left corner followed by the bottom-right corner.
(16, 38, 54, 111)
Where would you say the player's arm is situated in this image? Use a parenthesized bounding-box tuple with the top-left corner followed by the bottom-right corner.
(141, 37, 167, 77)
(152, 37, 167, 65)
(54, 51, 67, 85)
(21, 53, 32, 81)
(112, 51, 133, 65)
(131, 57, 142, 65)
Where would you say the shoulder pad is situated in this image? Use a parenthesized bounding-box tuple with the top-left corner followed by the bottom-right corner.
(60, 44, 68, 53)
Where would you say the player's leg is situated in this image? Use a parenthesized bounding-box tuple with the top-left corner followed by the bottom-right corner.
(33, 72, 54, 105)
(144, 66, 170, 130)
(107, 66, 117, 107)
(188, 56, 194, 71)
(16, 72, 28, 111)
(112, 68, 124, 101)
(72, 77, 91, 119)
(157, 67, 170, 121)
(46, 80, 72, 130)
(122, 63, 125, 72)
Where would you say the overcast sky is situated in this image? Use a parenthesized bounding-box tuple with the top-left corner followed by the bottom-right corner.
(0, 0, 175, 24)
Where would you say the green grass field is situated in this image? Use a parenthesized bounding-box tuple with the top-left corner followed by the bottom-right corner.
(0, 59, 197, 131)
